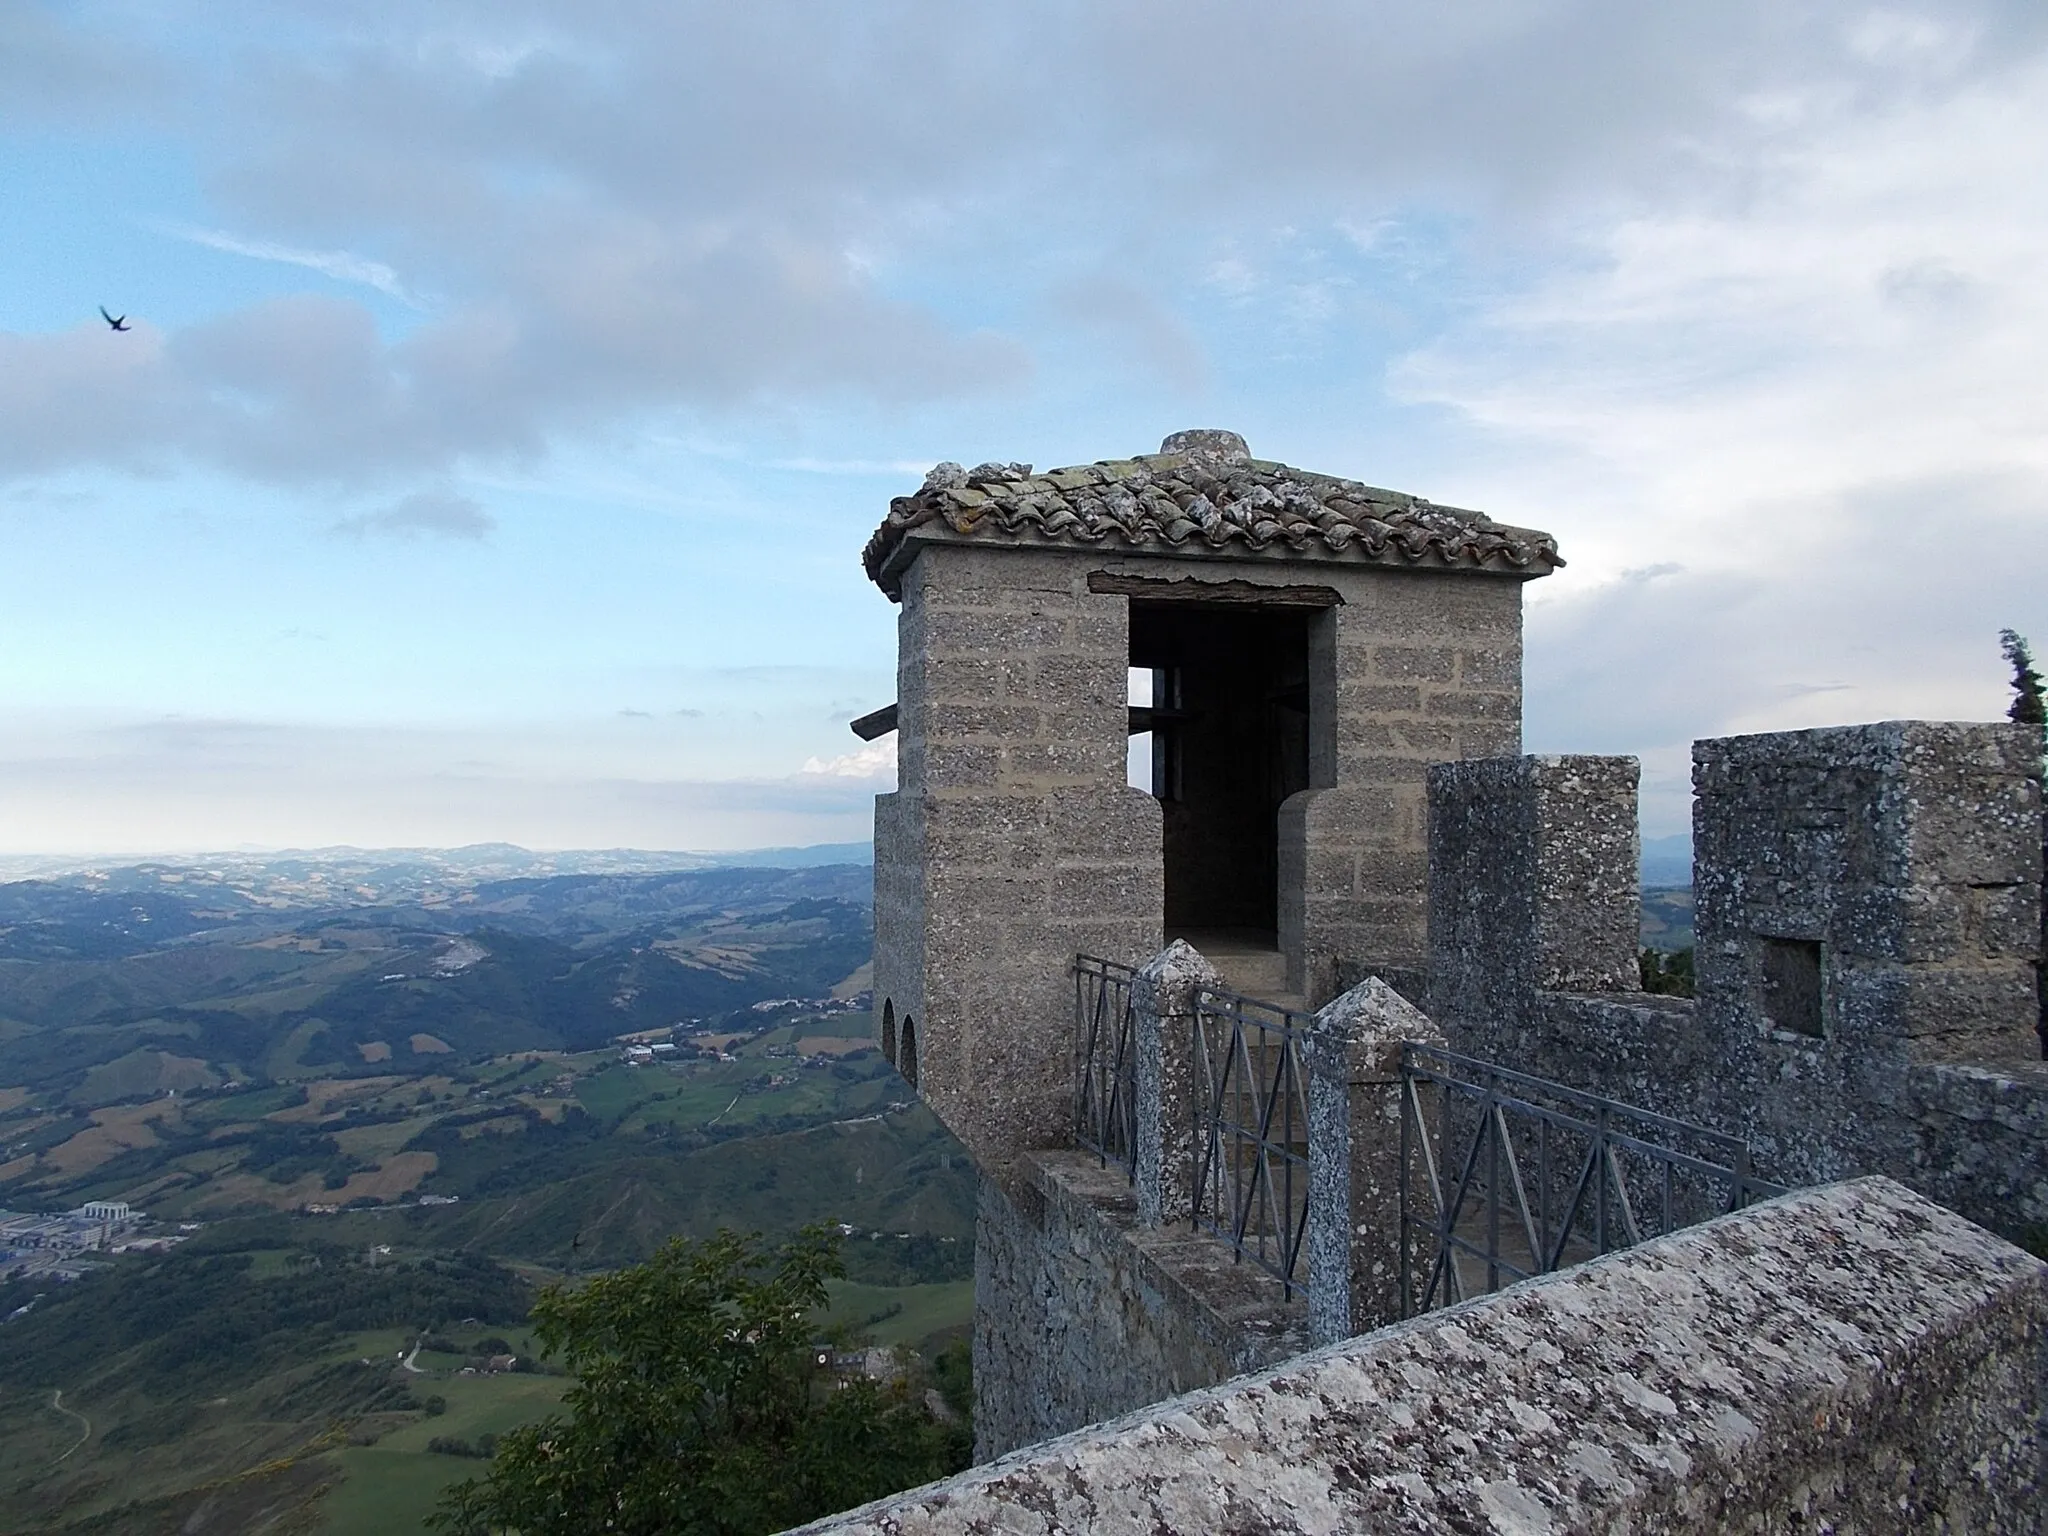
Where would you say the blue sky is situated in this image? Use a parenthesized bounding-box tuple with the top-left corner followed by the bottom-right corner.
(5, 1, 2048, 852)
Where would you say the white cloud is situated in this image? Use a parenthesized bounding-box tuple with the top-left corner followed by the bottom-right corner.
(1395, 47, 2048, 828)
(12, 1, 2043, 491)
(9, 1, 2048, 851)
(167, 225, 422, 304)
(801, 737, 897, 782)
(0, 711, 884, 853)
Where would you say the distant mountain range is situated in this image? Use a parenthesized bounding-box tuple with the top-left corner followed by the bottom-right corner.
(4, 828, 1684, 897)
(0, 861, 876, 1110)
(0, 840, 875, 889)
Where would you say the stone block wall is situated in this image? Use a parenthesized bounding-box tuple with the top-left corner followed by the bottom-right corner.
(1276, 566, 1525, 1002)
(799, 1178, 2048, 1534)
(871, 792, 920, 1072)
(1689, 722, 2041, 1189)
(1907, 1059, 2048, 1237)
(1425, 726, 2048, 1245)
(874, 543, 1163, 1183)
(1694, 721, 2042, 1067)
(1427, 753, 1642, 1037)
(972, 1152, 1308, 1461)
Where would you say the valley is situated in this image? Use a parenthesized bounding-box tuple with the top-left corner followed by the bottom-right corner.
(0, 855, 972, 1534)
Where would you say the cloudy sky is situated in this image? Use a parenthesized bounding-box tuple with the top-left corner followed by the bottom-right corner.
(5, 1, 2046, 854)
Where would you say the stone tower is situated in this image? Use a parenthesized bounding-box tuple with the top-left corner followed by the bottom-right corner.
(858, 430, 1560, 1182)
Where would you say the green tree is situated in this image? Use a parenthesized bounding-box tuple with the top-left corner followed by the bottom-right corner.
(2000, 629, 2046, 728)
(428, 1228, 966, 1536)
(1638, 947, 1695, 998)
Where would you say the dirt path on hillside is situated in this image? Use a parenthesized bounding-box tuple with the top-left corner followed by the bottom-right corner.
(49, 1388, 90, 1463)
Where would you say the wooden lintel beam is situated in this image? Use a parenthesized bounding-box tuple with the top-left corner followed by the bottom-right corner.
(850, 703, 899, 741)
(1086, 572, 1346, 606)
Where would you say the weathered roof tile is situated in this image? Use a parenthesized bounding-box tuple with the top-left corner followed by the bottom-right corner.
(863, 430, 1562, 598)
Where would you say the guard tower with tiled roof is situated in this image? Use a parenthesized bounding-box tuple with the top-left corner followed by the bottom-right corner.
(859, 429, 1560, 1183)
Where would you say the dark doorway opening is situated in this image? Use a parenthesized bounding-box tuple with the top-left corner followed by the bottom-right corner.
(1130, 602, 1312, 938)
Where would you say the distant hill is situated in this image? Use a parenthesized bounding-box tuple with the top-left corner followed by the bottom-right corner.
(0, 849, 969, 1536)
(1641, 887, 1695, 952)
(0, 864, 874, 1109)
(0, 840, 874, 888)
(1640, 833, 1691, 887)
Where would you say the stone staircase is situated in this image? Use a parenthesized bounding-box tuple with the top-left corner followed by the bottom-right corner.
(1172, 930, 1309, 1015)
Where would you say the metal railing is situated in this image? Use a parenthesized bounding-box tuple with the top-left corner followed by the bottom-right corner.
(1073, 955, 1139, 1179)
(1399, 1042, 1785, 1317)
(1191, 987, 1312, 1296)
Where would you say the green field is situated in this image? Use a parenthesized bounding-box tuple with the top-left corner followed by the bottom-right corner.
(1640, 886, 1695, 952)
(823, 1279, 975, 1349)
(320, 1372, 570, 1535)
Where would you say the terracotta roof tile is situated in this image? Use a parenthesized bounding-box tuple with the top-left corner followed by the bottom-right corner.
(863, 430, 1562, 598)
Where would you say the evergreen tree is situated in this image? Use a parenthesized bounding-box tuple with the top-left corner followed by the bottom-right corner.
(2000, 629, 2046, 727)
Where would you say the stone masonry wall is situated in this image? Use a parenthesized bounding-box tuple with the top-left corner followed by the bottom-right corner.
(1694, 721, 2041, 1068)
(873, 544, 1162, 1184)
(1907, 1059, 2048, 1237)
(1427, 754, 1641, 1035)
(799, 1178, 2048, 1534)
(1428, 726, 2048, 1246)
(972, 1152, 1308, 1461)
(870, 791, 920, 1072)
(1687, 723, 2041, 1197)
(1274, 564, 1525, 1003)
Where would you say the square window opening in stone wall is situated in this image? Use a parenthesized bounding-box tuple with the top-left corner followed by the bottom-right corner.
(1130, 602, 1310, 939)
(1761, 937, 1825, 1038)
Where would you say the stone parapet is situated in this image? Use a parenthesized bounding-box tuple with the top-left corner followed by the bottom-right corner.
(971, 1150, 1308, 1461)
(1906, 1059, 2048, 1238)
(801, 1178, 2048, 1534)
(1424, 725, 2048, 1253)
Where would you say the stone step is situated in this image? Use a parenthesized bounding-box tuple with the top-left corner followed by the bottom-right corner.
(1170, 931, 1310, 1016)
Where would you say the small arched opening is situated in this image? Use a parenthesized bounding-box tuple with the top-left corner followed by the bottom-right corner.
(881, 999, 898, 1067)
(898, 1016, 919, 1091)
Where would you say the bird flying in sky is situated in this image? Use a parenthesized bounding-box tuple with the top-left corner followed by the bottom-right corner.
(98, 306, 130, 331)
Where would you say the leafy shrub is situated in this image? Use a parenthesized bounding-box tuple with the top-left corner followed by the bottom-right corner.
(430, 1228, 969, 1536)
(1639, 947, 1695, 998)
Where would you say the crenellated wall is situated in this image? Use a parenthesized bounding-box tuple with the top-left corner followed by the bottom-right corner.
(1426, 721, 2048, 1242)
